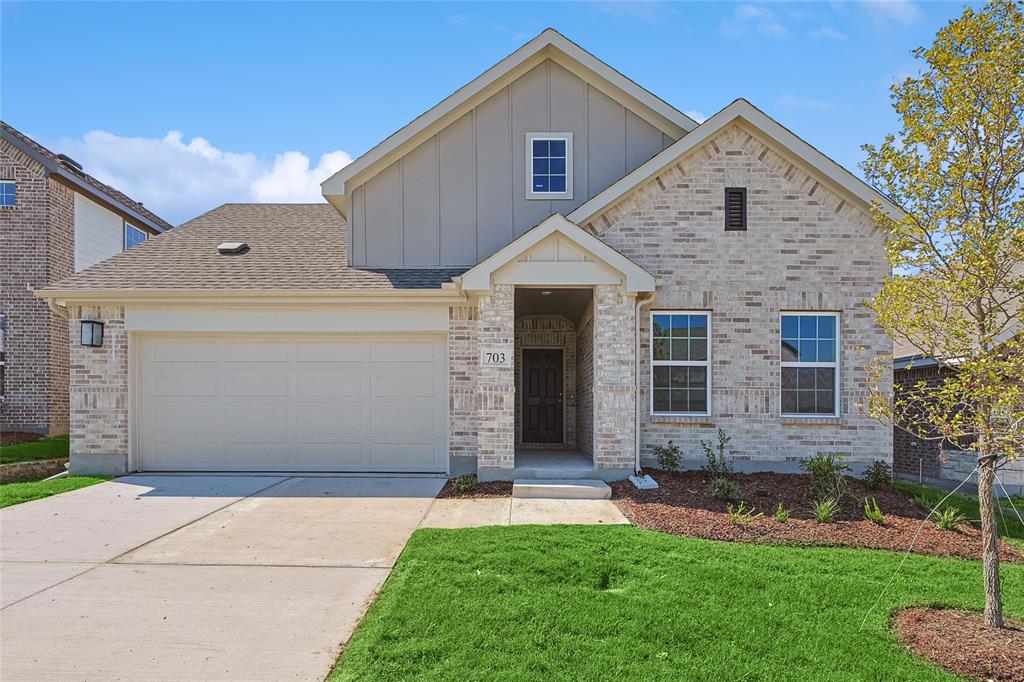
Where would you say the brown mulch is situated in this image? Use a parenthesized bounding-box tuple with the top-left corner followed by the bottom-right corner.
(437, 479, 513, 499)
(0, 432, 43, 447)
(893, 607, 1024, 681)
(610, 470, 1023, 562)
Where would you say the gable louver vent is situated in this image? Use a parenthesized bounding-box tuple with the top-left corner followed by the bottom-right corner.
(724, 187, 747, 231)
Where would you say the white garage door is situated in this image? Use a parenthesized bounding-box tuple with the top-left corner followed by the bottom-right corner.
(137, 334, 448, 472)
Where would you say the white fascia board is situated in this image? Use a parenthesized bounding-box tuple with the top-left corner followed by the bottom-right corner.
(459, 213, 655, 292)
(321, 28, 698, 212)
(569, 98, 904, 226)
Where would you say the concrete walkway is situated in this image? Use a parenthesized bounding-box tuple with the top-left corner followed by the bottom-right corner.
(0, 475, 627, 681)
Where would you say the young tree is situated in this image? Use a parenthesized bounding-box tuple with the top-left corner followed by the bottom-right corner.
(862, 0, 1024, 628)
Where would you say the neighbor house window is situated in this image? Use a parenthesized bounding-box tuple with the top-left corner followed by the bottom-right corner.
(781, 312, 839, 416)
(651, 311, 711, 415)
(124, 223, 147, 250)
(0, 181, 15, 207)
(526, 133, 572, 200)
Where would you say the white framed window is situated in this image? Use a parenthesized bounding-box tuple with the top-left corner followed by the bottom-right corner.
(124, 223, 147, 250)
(651, 311, 711, 415)
(781, 312, 839, 416)
(0, 180, 15, 207)
(526, 132, 573, 200)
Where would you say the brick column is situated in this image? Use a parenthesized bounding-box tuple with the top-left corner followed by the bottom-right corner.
(476, 284, 515, 480)
(67, 305, 129, 475)
(592, 284, 636, 476)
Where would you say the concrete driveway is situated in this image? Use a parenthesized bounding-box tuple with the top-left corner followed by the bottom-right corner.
(0, 475, 443, 681)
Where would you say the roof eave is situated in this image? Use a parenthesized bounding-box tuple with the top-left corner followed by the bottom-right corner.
(36, 287, 467, 307)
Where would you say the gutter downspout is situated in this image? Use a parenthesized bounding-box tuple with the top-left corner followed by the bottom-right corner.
(634, 292, 655, 474)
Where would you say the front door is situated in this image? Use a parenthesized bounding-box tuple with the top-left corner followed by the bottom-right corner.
(522, 348, 564, 444)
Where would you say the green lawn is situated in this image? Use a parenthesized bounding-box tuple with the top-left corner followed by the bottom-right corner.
(0, 476, 107, 508)
(895, 479, 1024, 549)
(331, 525, 1023, 681)
(0, 434, 70, 464)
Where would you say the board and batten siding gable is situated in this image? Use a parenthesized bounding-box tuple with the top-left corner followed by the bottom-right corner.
(349, 59, 677, 268)
(74, 193, 124, 272)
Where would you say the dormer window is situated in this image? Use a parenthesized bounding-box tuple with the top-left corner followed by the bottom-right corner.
(526, 133, 573, 200)
(124, 223, 147, 250)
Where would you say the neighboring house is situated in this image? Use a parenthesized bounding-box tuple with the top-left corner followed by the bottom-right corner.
(1, 122, 172, 435)
(38, 30, 896, 479)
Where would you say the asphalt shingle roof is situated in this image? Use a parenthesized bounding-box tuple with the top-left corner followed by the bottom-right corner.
(46, 203, 465, 291)
(1, 121, 173, 233)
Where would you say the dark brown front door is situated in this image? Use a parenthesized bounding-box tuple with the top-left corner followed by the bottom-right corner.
(522, 348, 564, 444)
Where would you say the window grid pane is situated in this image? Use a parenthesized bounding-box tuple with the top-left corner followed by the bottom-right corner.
(652, 312, 710, 415)
(531, 137, 568, 194)
(781, 313, 838, 415)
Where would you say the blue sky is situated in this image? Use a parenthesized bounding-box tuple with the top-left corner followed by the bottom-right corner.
(2, 1, 971, 224)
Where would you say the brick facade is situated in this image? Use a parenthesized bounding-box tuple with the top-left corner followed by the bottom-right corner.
(0, 139, 74, 435)
(475, 284, 516, 475)
(591, 285, 637, 473)
(575, 304, 595, 456)
(448, 304, 478, 475)
(892, 364, 948, 479)
(583, 122, 892, 471)
(66, 305, 129, 475)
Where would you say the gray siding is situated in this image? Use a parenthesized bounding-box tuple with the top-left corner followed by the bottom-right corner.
(350, 59, 677, 267)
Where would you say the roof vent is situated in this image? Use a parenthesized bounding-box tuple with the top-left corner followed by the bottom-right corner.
(56, 154, 84, 172)
(217, 242, 248, 255)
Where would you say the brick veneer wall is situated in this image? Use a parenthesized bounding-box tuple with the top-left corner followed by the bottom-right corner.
(583, 122, 892, 470)
(66, 305, 129, 475)
(514, 315, 576, 448)
(892, 364, 949, 478)
(448, 304, 478, 475)
(476, 284, 516, 475)
(0, 139, 73, 435)
(591, 284, 636, 472)
(576, 303, 594, 455)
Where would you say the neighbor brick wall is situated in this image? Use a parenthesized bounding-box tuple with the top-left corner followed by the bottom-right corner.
(514, 315, 576, 448)
(584, 122, 892, 469)
(0, 139, 74, 435)
(892, 363, 951, 479)
(66, 305, 129, 474)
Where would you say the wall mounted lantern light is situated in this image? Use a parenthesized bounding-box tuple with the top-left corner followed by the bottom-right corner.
(80, 320, 104, 347)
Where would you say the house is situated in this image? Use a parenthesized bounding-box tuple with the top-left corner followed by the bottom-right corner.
(1, 122, 172, 436)
(37, 29, 896, 480)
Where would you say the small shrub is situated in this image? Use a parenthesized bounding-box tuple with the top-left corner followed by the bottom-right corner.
(800, 453, 850, 500)
(862, 460, 894, 490)
(727, 501, 763, 526)
(709, 477, 742, 504)
(772, 502, 790, 523)
(454, 474, 478, 493)
(863, 497, 885, 525)
(700, 428, 734, 479)
(813, 497, 840, 523)
(935, 505, 969, 531)
(653, 440, 682, 472)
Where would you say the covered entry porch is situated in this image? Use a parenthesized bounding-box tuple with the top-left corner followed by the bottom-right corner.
(456, 213, 655, 482)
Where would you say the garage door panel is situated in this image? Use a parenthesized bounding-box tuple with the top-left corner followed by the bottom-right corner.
(224, 373, 290, 398)
(296, 373, 364, 398)
(139, 333, 447, 473)
(151, 373, 220, 398)
(296, 340, 368, 363)
(370, 339, 439, 363)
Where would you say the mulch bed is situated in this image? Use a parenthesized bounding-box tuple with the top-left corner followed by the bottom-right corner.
(437, 479, 514, 499)
(1, 432, 43, 447)
(893, 607, 1024, 681)
(610, 470, 1023, 562)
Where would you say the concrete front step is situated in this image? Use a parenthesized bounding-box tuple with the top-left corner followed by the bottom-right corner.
(512, 479, 612, 500)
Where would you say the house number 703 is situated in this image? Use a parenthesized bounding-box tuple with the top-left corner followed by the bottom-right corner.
(481, 351, 510, 366)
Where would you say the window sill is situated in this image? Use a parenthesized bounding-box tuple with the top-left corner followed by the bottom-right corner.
(779, 416, 842, 426)
(648, 414, 715, 426)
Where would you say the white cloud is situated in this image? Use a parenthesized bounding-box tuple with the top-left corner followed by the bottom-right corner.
(721, 4, 790, 39)
(856, 0, 922, 27)
(684, 110, 708, 124)
(43, 130, 351, 225)
(810, 26, 849, 42)
(774, 94, 834, 111)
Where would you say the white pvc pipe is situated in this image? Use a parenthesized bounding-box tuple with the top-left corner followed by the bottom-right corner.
(634, 292, 655, 474)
